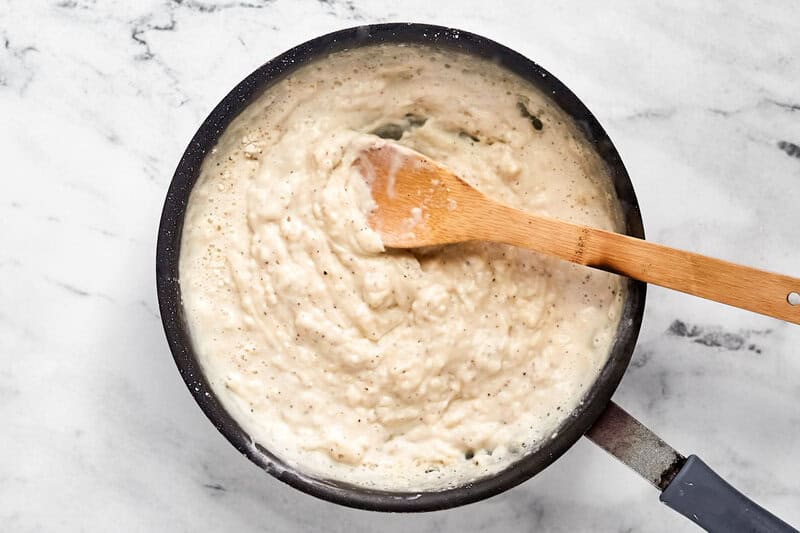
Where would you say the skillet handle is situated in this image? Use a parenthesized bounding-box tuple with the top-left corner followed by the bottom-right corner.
(586, 402, 796, 532)
(660, 455, 797, 533)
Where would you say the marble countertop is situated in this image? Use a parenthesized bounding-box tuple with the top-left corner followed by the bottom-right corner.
(2, 1, 799, 531)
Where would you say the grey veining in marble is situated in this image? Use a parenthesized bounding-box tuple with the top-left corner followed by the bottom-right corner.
(1, 1, 799, 531)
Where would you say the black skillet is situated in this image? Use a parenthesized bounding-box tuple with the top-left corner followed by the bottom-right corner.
(156, 23, 795, 532)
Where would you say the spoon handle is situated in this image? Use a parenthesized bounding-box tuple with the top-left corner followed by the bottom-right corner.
(485, 204, 800, 324)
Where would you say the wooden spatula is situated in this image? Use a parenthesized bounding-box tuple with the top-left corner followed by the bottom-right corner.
(354, 143, 800, 325)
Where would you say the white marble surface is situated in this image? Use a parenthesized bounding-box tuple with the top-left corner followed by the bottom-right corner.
(2, 1, 799, 531)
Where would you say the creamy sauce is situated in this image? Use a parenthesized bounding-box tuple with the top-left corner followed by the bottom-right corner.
(179, 44, 625, 490)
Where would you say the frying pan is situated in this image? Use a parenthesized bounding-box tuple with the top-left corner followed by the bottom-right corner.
(156, 23, 795, 532)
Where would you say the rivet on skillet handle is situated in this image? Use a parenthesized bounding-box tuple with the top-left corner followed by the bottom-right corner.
(587, 402, 797, 533)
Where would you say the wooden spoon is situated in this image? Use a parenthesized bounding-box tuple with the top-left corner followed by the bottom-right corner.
(355, 143, 800, 325)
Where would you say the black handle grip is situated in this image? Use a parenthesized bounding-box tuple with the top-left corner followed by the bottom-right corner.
(660, 455, 797, 533)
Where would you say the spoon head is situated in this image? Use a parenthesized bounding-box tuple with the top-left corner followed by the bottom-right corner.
(354, 143, 480, 248)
